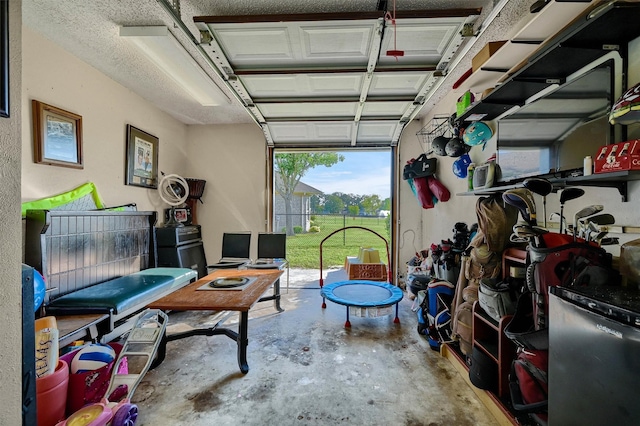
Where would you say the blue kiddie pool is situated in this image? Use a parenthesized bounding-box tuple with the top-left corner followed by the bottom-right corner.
(321, 280, 404, 328)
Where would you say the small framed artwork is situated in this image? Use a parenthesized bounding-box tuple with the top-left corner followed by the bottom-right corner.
(32, 100, 83, 168)
(125, 124, 158, 189)
(164, 207, 192, 224)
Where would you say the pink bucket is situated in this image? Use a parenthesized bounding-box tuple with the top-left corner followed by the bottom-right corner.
(36, 359, 69, 426)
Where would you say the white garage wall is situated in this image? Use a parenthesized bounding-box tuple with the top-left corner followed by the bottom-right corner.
(21, 27, 189, 213)
(20, 26, 270, 265)
(186, 124, 267, 261)
(0, 1, 24, 424)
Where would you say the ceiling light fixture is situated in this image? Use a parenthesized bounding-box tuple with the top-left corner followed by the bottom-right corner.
(120, 26, 227, 106)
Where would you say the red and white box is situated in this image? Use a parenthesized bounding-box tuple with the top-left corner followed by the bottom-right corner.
(594, 140, 640, 174)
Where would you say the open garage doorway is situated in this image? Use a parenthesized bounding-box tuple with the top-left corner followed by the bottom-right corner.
(268, 149, 396, 287)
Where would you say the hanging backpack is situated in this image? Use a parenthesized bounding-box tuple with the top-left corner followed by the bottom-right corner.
(403, 154, 437, 180)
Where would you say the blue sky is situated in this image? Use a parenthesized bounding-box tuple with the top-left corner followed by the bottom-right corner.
(300, 151, 391, 199)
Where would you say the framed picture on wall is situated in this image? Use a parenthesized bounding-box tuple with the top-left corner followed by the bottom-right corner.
(126, 124, 158, 189)
(0, 0, 8, 118)
(32, 100, 83, 168)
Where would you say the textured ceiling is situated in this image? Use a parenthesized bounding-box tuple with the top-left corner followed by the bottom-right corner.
(22, 0, 535, 137)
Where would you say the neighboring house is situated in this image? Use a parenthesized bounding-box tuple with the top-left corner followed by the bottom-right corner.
(274, 174, 322, 232)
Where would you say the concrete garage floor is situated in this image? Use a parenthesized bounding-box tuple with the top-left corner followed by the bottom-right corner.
(134, 268, 497, 425)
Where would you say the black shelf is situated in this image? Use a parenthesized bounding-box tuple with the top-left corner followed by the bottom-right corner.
(484, 79, 551, 106)
(457, 100, 515, 122)
(476, 338, 499, 361)
(456, 1, 640, 125)
(456, 170, 640, 202)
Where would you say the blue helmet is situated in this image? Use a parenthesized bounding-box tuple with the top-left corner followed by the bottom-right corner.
(452, 153, 472, 178)
(463, 121, 493, 147)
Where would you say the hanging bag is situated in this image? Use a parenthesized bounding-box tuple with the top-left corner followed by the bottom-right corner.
(412, 176, 435, 209)
(427, 176, 451, 202)
(403, 154, 437, 180)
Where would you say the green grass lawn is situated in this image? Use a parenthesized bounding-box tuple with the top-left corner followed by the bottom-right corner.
(286, 215, 390, 268)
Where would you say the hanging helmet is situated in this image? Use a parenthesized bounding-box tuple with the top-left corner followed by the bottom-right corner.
(463, 121, 493, 146)
(431, 135, 449, 156)
(609, 80, 640, 124)
(445, 136, 469, 157)
(452, 153, 472, 178)
(32, 267, 46, 312)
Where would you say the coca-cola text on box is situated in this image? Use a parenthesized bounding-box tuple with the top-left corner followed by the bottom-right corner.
(594, 140, 640, 174)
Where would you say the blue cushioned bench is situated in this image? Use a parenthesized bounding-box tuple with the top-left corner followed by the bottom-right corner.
(47, 268, 195, 322)
(25, 209, 198, 345)
(47, 268, 195, 315)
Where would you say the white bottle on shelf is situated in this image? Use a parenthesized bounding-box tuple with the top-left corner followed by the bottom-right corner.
(583, 156, 593, 176)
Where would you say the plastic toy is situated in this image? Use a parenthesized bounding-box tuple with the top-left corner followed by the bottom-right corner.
(462, 121, 493, 147)
(33, 268, 46, 312)
(71, 344, 116, 374)
(56, 309, 168, 426)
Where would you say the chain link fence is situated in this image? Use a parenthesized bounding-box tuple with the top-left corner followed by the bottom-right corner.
(275, 213, 391, 269)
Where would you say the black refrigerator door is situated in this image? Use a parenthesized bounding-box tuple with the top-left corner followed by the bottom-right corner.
(549, 292, 640, 426)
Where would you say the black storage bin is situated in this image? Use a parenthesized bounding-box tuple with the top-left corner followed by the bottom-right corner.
(469, 346, 498, 394)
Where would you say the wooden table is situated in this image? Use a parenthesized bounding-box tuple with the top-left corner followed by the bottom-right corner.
(148, 268, 284, 373)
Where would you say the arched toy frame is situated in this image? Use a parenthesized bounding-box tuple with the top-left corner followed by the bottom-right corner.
(319, 226, 392, 287)
(319, 226, 402, 327)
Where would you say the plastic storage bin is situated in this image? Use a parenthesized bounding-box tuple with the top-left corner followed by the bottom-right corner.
(36, 359, 69, 426)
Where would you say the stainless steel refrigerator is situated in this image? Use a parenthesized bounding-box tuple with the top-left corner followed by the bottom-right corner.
(549, 286, 640, 426)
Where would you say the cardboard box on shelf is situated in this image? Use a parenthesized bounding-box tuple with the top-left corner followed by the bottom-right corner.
(594, 140, 640, 174)
(472, 41, 507, 73)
